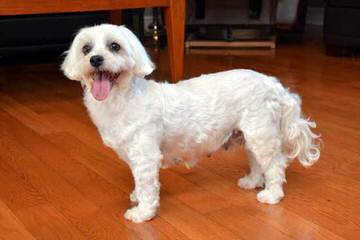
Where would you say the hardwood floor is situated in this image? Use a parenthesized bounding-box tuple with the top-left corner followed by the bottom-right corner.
(0, 32, 359, 239)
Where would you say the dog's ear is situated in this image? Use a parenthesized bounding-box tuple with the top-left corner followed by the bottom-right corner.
(61, 34, 82, 81)
(118, 25, 155, 77)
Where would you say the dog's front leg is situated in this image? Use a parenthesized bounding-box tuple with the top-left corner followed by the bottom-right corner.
(124, 143, 162, 223)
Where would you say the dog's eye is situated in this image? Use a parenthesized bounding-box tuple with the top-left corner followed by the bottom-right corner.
(109, 42, 121, 52)
(82, 44, 92, 55)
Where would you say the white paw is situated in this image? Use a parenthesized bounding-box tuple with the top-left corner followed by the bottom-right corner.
(124, 206, 156, 223)
(129, 191, 138, 203)
(238, 175, 264, 190)
(256, 188, 284, 204)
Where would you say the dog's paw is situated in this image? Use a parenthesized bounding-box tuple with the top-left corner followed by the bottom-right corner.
(129, 191, 138, 203)
(238, 175, 264, 190)
(124, 206, 156, 223)
(256, 188, 284, 204)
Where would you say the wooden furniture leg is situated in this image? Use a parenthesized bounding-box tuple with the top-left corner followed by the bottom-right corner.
(164, 0, 185, 82)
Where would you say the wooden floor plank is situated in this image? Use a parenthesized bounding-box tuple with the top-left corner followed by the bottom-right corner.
(101, 199, 177, 240)
(207, 205, 344, 240)
(0, 201, 36, 240)
(45, 132, 134, 193)
(41, 111, 116, 159)
(0, 93, 59, 135)
(159, 197, 241, 240)
(207, 207, 292, 240)
(4, 118, 128, 207)
(0, 160, 48, 211)
(0, 109, 99, 221)
(0, 110, 143, 239)
(14, 204, 87, 240)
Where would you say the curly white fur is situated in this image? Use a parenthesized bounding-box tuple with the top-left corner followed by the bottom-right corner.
(61, 24, 321, 222)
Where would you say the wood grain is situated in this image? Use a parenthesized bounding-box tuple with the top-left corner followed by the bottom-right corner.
(164, 0, 186, 82)
(14, 204, 87, 240)
(0, 27, 359, 239)
(0, 201, 36, 240)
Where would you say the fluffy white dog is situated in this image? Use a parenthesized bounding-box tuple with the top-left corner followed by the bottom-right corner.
(61, 24, 320, 223)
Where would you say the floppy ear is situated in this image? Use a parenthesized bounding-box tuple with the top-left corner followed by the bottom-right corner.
(118, 25, 155, 77)
(61, 34, 82, 81)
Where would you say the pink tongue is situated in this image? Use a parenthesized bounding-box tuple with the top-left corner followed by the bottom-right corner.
(91, 73, 112, 101)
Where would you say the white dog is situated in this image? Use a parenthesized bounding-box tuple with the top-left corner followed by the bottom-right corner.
(61, 24, 320, 223)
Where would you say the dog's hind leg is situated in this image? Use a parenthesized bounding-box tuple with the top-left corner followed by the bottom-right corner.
(238, 151, 264, 189)
(256, 152, 287, 204)
(239, 108, 287, 204)
(244, 133, 287, 204)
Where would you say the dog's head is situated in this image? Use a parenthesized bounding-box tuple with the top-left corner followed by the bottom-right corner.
(61, 24, 155, 101)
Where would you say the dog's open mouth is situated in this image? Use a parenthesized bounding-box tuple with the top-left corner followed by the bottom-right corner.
(91, 71, 120, 101)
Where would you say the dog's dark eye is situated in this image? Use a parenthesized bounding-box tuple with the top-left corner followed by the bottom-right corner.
(82, 44, 92, 55)
(109, 42, 121, 52)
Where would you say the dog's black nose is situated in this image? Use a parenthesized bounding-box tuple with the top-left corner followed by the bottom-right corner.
(90, 55, 104, 67)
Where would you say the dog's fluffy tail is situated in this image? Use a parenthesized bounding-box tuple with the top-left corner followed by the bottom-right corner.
(281, 92, 321, 167)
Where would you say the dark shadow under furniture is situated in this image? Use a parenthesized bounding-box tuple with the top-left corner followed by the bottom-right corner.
(324, 0, 360, 55)
(0, 12, 108, 64)
(0, 10, 145, 64)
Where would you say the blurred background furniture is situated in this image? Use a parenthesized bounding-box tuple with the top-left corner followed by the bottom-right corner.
(0, 0, 185, 82)
(324, 0, 360, 55)
(185, 0, 278, 49)
(184, 0, 308, 49)
(277, 0, 307, 33)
